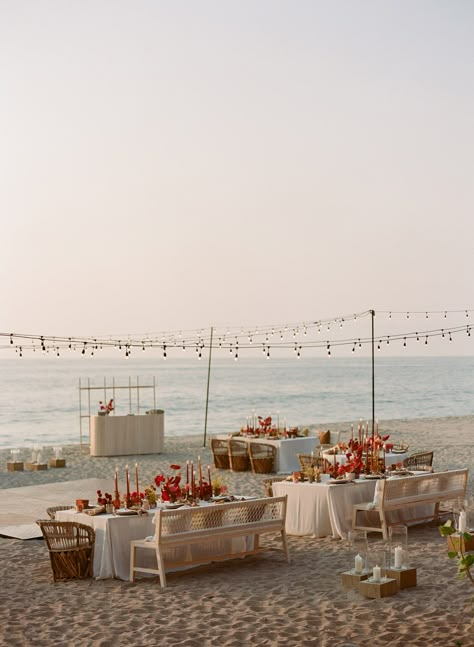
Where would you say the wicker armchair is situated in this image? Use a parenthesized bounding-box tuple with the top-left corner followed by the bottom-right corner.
(46, 505, 74, 520)
(263, 476, 287, 497)
(249, 443, 276, 474)
(36, 520, 95, 581)
(210, 438, 230, 469)
(297, 453, 331, 472)
(402, 451, 434, 471)
(228, 439, 250, 472)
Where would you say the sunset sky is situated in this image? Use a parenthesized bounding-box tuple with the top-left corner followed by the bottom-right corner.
(1, 1, 472, 356)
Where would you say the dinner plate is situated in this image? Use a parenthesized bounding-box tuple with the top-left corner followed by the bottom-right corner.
(163, 503, 183, 510)
(329, 479, 350, 484)
(116, 509, 139, 516)
(363, 474, 384, 480)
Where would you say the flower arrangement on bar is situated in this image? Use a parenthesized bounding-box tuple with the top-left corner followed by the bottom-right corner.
(99, 399, 114, 415)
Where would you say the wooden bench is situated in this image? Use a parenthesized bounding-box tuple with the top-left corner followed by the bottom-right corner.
(130, 495, 289, 587)
(352, 468, 468, 540)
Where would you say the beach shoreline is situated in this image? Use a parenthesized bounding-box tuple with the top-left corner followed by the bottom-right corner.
(0, 415, 473, 646)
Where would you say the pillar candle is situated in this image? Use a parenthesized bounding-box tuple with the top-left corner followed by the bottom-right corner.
(354, 554, 363, 574)
(372, 565, 381, 581)
(394, 545, 403, 568)
(459, 510, 467, 533)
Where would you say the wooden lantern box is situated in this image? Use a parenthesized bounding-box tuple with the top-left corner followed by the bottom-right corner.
(49, 458, 66, 468)
(359, 577, 398, 599)
(7, 461, 24, 472)
(384, 567, 417, 589)
(341, 570, 370, 590)
(447, 534, 474, 553)
(25, 462, 48, 471)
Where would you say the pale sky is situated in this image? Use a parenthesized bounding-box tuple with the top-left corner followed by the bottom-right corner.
(1, 1, 473, 356)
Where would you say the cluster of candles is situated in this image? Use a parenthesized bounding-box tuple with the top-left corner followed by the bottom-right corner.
(184, 456, 212, 498)
(353, 545, 404, 576)
(245, 412, 286, 430)
(112, 457, 214, 507)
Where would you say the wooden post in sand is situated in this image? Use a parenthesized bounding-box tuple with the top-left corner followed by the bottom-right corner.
(203, 326, 214, 447)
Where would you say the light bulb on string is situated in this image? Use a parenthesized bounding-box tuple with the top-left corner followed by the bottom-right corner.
(442, 329, 445, 338)
(449, 333, 452, 342)
(10, 334, 13, 344)
(466, 311, 469, 318)
(403, 338, 407, 348)
(389, 312, 392, 319)
(426, 312, 428, 319)
(406, 312, 409, 319)
(416, 333, 419, 342)
(352, 343, 356, 353)
(425, 336, 428, 345)
(377, 341, 381, 351)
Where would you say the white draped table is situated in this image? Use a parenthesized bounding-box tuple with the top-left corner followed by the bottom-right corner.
(272, 477, 376, 539)
(216, 435, 318, 473)
(56, 504, 253, 581)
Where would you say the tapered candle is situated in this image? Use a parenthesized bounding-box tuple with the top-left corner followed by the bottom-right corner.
(207, 465, 211, 485)
(198, 455, 203, 487)
(125, 465, 130, 501)
(186, 460, 189, 485)
(135, 463, 139, 497)
(114, 468, 118, 495)
(351, 424, 354, 441)
(193, 470, 196, 498)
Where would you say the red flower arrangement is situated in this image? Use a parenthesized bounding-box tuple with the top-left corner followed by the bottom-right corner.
(99, 399, 114, 414)
(97, 490, 112, 505)
(155, 464, 182, 502)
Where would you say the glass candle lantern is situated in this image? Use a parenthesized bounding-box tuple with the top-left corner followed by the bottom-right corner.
(347, 529, 368, 574)
(367, 544, 388, 581)
(389, 525, 408, 569)
(54, 446, 63, 459)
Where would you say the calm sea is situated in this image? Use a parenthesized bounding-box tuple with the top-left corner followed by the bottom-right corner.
(0, 356, 473, 449)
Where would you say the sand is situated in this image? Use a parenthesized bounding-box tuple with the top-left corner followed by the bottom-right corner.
(0, 416, 473, 647)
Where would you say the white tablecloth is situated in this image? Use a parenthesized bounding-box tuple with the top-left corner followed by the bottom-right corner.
(216, 435, 318, 473)
(56, 504, 253, 581)
(272, 477, 376, 539)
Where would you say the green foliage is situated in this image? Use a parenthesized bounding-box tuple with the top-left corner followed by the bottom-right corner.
(439, 521, 474, 587)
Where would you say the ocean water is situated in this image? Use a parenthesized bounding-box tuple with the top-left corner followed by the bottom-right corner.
(0, 356, 473, 449)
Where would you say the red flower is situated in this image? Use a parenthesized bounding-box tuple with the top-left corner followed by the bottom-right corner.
(169, 464, 181, 470)
(155, 474, 165, 486)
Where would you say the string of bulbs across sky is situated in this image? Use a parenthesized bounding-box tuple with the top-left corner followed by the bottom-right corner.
(1, 308, 472, 359)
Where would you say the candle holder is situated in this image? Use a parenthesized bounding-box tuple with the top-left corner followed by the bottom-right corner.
(347, 530, 369, 575)
(389, 525, 409, 569)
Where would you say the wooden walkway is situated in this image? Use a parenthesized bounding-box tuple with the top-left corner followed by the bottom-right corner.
(0, 478, 110, 539)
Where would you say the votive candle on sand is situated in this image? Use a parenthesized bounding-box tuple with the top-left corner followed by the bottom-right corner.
(372, 565, 381, 581)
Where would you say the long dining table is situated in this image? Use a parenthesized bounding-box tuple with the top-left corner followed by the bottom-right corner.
(56, 502, 254, 581)
(216, 434, 318, 473)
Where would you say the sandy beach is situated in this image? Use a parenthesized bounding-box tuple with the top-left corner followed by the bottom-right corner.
(0, 416, 473, 647)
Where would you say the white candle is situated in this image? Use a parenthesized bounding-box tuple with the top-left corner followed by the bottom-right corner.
(394, 545, 403, 568)
(459, 510, 467, 533)
(372, 565, 381, 581)
(354, 554, 363, 574)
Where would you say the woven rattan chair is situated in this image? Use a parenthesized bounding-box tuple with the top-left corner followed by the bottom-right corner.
(263, 476, 287, 497)
(249, 443, 276, 474)
(228, 439, 250, 472)
(46, 505, 74, 520)
(402, 451, 434, 472)
(210, 438, 230, 469)
(36, 520, 95, 582)
(297, 453, 331, 472)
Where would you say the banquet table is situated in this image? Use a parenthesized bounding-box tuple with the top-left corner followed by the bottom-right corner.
(56, 504, 253, 581)
(216, 434, 318, 473)
(272, 477, 376, 539)
(272, 472, 433, 539)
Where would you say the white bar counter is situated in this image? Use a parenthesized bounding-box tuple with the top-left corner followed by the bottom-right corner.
(90, 412, 164, 457)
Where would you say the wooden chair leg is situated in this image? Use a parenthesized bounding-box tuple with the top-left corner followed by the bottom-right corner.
(155, 547, 167, 588)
